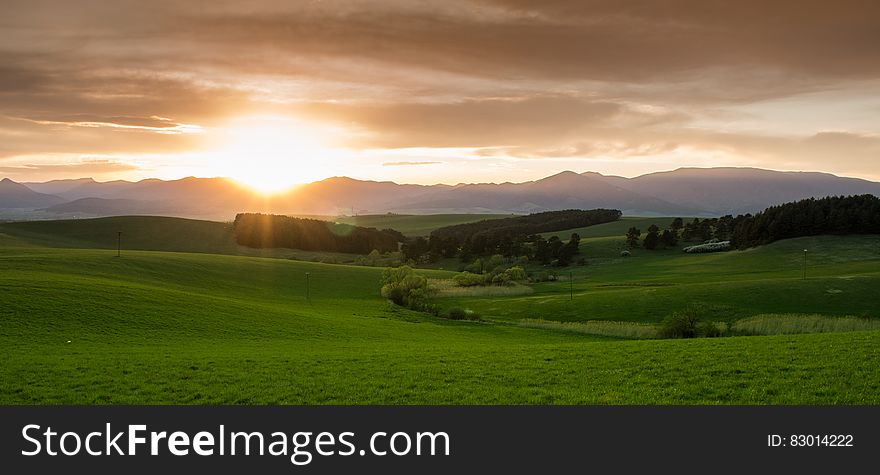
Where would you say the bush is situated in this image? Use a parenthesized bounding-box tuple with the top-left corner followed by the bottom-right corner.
(453, 271, 487, 287)
(447, 307, 480, 321)
(531, 271, 558, 282)
(504, 266, 528, 282)
(698, 321, 723, 338)
(380, 266, 429, 310)
(682, 241, 731, 253)
(658, 309, 700, 338)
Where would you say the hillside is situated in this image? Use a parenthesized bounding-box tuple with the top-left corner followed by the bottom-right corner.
(0, 178, 64, 209)
(0, 214, 510, 256)
(1, 240, 878, 404)
(605, 168, 880, 215)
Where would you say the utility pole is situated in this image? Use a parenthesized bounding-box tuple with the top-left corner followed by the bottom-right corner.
(803, 249, 808, 280)
(117, 231, 122, 257)
(306, 272, 311, 302)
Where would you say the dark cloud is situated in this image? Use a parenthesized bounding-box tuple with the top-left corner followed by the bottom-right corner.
(298, 95, 638, 148)
(0, 0, 878, 180)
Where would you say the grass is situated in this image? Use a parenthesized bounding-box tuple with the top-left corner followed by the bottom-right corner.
(0, 214, 503, 258)
(336, 213, 513, 236)
(429, 279, 534, 298)
(518, 319, 658, 339)
(1, 216, 879, 404)
(542, 216, 689, 241)
(437, 235, 880, 325)
(732, 314, 880, 335)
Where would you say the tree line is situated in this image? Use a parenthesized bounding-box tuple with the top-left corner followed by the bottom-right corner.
(234, 213, 404, 253)
(404, 209, 620, 263)
(625, 194, 880, 251)
(730, 194, 880, 248)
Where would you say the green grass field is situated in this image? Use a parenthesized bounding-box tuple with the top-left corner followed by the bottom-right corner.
(542, 216, 688, 240)
(0, 213, 505, 259)
(1, 216, 878, 404)
(437, 234, 880, 324)
(336, 213, 513, 236)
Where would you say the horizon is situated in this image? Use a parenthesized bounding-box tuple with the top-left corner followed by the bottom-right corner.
(8, 165, 880, 193)
(2, 2, 879, 190)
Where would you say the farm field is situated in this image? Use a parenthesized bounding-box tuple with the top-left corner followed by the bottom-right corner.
(1, 216, 879, 404)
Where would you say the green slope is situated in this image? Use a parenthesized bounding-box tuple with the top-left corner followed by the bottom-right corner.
(1, 242, 878, 404)
(543, 216, 690, 240)
(336, 213, 514, 236)
(0, 214, 510, 256)
(436, 235, 880, 324)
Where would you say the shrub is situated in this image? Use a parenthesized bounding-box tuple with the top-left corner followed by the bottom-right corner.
(447, 307, 480, 321)
(380, 266, 429, 309)
(531, 271, 558, 282)
(658, 309, 700, 338)
(453, 271, 487, 287)
(504, 266, 528, 282)
(682, 241, 731, 253)
(698, 321, 723, 338)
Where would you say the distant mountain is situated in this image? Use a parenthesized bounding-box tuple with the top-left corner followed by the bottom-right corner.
(43, 198, 180, 216)
(602, 168, 880, 215)
(4, 167, 880, 219)
(23, 178, 97, 196)
(393, 171, 699, 215)
(0, 178, 65, 209)
(277, 177, 445, 215)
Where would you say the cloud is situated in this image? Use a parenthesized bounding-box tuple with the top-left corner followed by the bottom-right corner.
(0, 159, 139, 176)
(382, 161, 442, 167)
(15, 115, 202, 134)
(299, 95, 654, 148)
(0, 0, 878, 181)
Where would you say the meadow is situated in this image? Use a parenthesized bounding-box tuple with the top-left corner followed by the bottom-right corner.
(1, 216, 878, 404)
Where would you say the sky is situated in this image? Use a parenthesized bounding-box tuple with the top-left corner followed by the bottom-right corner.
(2, 0, 880, 191)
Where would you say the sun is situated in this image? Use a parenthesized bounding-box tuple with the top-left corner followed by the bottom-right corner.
(209, 115, 345, 193)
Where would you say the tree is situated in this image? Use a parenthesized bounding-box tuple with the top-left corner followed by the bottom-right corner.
(625, 227, 641, 248)
(643, 224, 660, 250)
(380, 266, 429, 310)
(670, 217, 684, 233)
(660, 229, 678, 247)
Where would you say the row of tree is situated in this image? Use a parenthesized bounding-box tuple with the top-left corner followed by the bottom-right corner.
(402, 209, 620, 262)
(626, 225, 680, 250)
(626, 194, 880, 251)
(234, 213, 404, 253)
(730, 194, 880, 248)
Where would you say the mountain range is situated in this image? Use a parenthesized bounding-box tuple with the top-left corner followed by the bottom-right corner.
(2, 167, 879, 220)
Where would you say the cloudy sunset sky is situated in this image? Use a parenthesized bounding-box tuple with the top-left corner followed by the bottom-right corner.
(2, 0, 879, 191)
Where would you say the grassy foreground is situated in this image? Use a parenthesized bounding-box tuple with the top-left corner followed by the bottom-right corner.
(2, 240, 879, 404)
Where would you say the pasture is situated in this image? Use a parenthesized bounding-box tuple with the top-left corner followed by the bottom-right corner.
(1, 216, 878, 404)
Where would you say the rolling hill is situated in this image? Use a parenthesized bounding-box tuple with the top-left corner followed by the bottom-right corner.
(4, 167, 880, 219)
(0, 178, 65, 209)
(1, 233, 878, 404)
